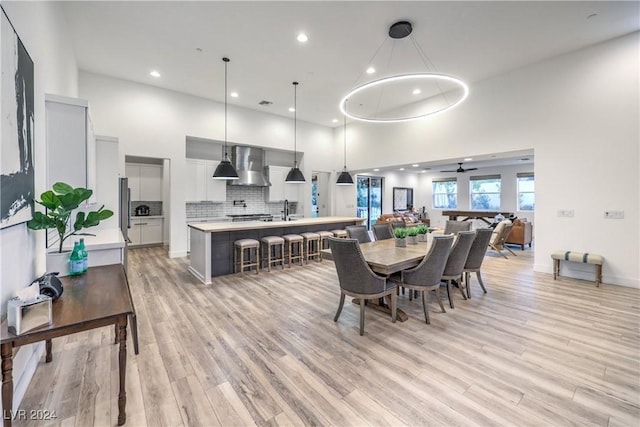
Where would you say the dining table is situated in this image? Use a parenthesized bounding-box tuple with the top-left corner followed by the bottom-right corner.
(321, 238, 435, 321)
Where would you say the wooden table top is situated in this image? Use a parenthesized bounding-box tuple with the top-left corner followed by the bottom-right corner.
(321, 238, 433, 276)
(1, 264, 134, 345)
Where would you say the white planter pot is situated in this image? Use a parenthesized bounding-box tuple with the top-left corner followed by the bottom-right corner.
(395, 238, 407, 247)
(46, 251, 71, 277)
(407, 235, 418, 245)
(417, 234, 427, 242)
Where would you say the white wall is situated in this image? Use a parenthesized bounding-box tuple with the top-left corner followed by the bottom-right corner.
(0, 0, 78, 410)
(78, 72, 338, 257)
(335, 33, 639, 288)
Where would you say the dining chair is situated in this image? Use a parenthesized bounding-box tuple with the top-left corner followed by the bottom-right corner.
(372, 223, 394, 241)
(345, 225, 372, 243)
(489, 222, 516, 259)
(462, 228, 493, 298)
(328, 237, 397, 335)
(441, 230, 476, 309)
(443, 220, 472, 235)
(390, 221, 406, 230)
(398, 235, 454, 324)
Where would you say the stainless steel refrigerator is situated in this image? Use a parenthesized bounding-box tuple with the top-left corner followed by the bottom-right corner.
(119, 177, 131, 268)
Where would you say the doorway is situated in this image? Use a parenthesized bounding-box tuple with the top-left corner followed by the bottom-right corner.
(311, 171, 330, 218)
(357, 175, 382, 229)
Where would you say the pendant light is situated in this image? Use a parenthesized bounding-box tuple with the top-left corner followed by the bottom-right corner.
(285, 81, 305, 183)
(336, 110, 354, 185)
(212, 57, 239, 180)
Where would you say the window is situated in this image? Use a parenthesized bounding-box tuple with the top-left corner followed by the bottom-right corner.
(432, 178, 457, 209)
(517, 172, 535, 211)
(470, 175, 501, 210)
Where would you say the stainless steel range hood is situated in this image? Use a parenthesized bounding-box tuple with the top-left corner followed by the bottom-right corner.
(229, 146, 270, 186)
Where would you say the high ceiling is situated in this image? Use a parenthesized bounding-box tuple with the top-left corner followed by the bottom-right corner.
(62, 1, 639, 127)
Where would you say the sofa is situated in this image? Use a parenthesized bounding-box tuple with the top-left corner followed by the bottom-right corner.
(505, 219, 533, 250)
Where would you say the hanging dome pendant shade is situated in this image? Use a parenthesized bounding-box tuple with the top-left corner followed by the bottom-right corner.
(213, 57, 239, 180)
(336, 113, 354, 186)
(286, 81, 306, 184)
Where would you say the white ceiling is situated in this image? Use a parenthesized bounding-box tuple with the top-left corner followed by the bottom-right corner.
(62, 1, 639, 127)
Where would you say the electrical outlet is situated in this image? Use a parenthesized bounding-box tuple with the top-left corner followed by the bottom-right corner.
(604, 210, 624, 219)
(557, 209, 574, 217)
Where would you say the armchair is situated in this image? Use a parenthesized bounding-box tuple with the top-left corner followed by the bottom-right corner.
(505, 219, 533, 250)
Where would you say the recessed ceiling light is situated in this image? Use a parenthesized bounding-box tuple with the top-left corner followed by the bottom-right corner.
(366, 67, 375, 74)
(399, 167, 405, 171)
(149, 70, 161, 78)
(332, 118, 338, 123)
(412, 164, 419, 167)
(297, 33, 308, 43)
(230, 92, 238, 98)
(373, 168, 380, 172)
(464, 157, 473, 161)
(289, 107, 295, 112)
(412, 89, 421, 95)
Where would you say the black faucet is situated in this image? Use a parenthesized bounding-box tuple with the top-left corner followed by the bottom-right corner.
(283, 199, 289, 221)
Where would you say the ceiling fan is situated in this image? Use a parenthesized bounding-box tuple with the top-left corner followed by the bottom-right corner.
(440, 162, 478, 173)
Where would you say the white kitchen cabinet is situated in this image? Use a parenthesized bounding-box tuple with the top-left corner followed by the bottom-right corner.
(268, 166, 299, 202)
(185, 159, 226, 202)
(126, 163, 162, 201)
(129, 217, 163, 246)
(45, 94, 96, 199)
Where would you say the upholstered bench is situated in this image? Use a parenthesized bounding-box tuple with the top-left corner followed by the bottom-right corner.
(551, 251, 604, 287)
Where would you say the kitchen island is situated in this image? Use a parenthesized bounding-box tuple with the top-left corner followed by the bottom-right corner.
(188, 217, 364, 284)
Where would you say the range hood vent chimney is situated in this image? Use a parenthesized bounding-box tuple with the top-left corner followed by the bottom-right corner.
(229, 146, 270, 187)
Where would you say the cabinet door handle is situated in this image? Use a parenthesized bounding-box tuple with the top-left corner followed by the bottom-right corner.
(138, 223, 148, 226)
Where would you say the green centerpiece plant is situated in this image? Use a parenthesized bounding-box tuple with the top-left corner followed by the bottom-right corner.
(416, 224, 429, 241)
(27, 182, 114, 253)
(406, 226, 419, 244)
(394, 227, 408, 247)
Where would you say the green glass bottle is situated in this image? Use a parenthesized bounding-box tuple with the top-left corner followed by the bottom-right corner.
(69, 242, 84, 276)
(78, 238, 88, 272)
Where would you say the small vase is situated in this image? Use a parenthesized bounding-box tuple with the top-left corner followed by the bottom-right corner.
(407, 235, 418, 245)
(395, 238, 407, 247)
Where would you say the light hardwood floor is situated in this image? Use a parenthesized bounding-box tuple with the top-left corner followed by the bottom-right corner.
(17, 246, 640, 426)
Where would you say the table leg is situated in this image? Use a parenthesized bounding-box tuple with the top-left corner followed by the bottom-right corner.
(117, 317, 128, 426)
(45, 339, 52, 363)
(2, 343, 13, 427)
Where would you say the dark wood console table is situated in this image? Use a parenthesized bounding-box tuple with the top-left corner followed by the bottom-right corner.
(442, 210, 513, 225)
(1, 264, 134, 426)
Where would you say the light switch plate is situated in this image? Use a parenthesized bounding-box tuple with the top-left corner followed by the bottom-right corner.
(604, 210, 624, 219)
(557, 209, 574, 217)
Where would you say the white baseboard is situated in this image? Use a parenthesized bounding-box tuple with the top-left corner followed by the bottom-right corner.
(534, 263, 639, 289)
(169, 250, 187, 258)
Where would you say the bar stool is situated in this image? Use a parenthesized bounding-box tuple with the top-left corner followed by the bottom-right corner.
(301, 232, 321, 263)
(234, 239, 260, 275)
(282, 234, 304, 267)
(331, 229, 348, 239)
(261, 236, 285, 272)
(317, 230, 334, 261)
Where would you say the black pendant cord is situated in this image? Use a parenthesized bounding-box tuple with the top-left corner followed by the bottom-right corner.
(343, 101, 348, 170)
(223, 57, 229, 160)
(293, 81, 298, 168)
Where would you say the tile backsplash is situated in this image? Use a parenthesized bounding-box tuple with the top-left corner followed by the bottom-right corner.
(186, 186, 297, 219)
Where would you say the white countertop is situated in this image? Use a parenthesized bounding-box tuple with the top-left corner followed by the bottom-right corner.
(51, 228, 125, 253)
(189, 217, 364, 233)
(186, 216, 230, 223)
(132, 215, 164, 219)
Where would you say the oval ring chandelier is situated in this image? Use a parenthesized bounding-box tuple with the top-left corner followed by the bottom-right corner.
(339, 21, 469, 123)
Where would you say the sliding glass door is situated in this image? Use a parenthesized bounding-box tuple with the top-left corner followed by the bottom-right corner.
(357, 176, 383, 229)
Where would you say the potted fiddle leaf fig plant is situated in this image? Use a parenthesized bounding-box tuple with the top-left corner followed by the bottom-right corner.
(27, 182, 114, 253)
(394, 227, 408, 247)
(406, 226, 419, 244)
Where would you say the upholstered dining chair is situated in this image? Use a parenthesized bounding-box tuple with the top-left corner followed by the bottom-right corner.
(443, 220, 472, 235)
(441, 230, 476, 309)
(345, 225, 372, 243)
(397, 235, 454, 324)
(462, 228, 493, 298)
(372, 223, 394, 241)
(328, 237, 397, 335)
(489, 222, 516, 259)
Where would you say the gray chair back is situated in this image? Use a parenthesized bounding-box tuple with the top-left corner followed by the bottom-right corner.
(444, 220, 472, 235)
(372, 223, 393, 241)
(464, 228, 493, 270)
(346, 225, 372, 243)
(390, 221, 406, 230)
(442, 231, 476, 277)
(328, 238, 386, 294)
(402, 235, 454, 287)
